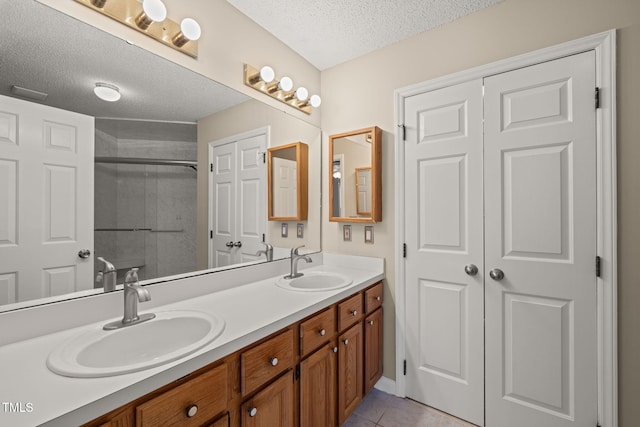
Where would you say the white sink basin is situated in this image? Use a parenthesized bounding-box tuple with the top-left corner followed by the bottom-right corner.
(47, 310, 225, 378)
(276, 271, 352, 292)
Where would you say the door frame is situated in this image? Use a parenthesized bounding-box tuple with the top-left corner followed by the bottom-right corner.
(207, 126, 269, 268)
(394, 30, 617, 427)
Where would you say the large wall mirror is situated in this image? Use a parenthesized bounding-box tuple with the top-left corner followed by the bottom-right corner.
(0, 0, 321, 312)
(329, 127, 382, 222)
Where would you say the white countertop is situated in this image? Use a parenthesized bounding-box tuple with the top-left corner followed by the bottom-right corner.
(0, 254, 384, 427)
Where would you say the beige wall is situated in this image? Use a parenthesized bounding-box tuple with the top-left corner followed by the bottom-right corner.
(37, 0, 321, 127)
(320, 0, 640, 424)
(197, 100, 321, 270)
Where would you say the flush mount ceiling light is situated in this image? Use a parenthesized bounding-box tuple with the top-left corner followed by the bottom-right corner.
(94, 83, 121, 102)
(244, 64, 321, 115)
(74, 0, 200, 58)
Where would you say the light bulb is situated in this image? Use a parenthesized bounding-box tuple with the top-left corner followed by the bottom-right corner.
(310, 94, 322, 108)
(94, 83, 121, 102)
(180, 18, 201, 41)
(142, 0, 166, 22)
(260, 66, 275, 83)
(295, 87, 308, 101)
(280, 76, 293, 92)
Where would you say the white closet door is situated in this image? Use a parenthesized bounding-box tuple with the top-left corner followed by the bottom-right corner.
(0, 94, 94, 304)
(210, 142, 236, 268)
(484, 51, 597, 427)
(404, 79, 485, 426)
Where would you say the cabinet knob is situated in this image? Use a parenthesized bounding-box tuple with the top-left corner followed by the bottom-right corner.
(343, 338, 349, 345)
(269, 357, 279, 366)
(185, 404, 198, 418)
(351, 310, 358, 317)
(333, 346, 338, 353)
(368, 320, 375, 325)
(376, 296, 381, 301)
(319, 328, 326, 336)
(248, 407, 258, 417)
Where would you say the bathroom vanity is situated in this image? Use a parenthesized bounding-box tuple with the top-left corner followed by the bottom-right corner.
(0, 254, 384, 427)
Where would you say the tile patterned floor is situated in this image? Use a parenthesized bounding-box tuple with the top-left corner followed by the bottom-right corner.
(343, 389, 478, 427)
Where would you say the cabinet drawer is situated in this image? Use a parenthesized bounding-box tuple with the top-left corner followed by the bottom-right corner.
(241, 329, 294, 395)
(365, 282, 383, 313)
(241, 371, 294, 426)
(338, 293, 363, 332)
(136, 363, 227, 427)
(207, 412, 229, 427)
(300, 306, 336, 357)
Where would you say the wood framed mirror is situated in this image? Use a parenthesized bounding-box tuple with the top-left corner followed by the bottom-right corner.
(268, 141, 309, 220)
(329, 126, 382, 222)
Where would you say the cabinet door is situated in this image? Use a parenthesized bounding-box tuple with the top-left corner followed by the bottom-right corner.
(337, 323, 363, 425)
(364, 307, 383, 394)
(241, 371, 294, 427)
(300, 343, 337, 427)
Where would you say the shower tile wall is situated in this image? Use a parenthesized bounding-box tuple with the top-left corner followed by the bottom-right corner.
(94, 129, 118, 284)
(94, 127, 197, 283)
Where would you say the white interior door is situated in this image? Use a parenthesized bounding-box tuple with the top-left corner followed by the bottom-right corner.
(272, 157, 297, 217)
(209, 130, 266, 268)
(356, 167, 371, 215)
(484, 51, 597, 427)
(404, 79, 485, 426)
(0, 94, 94, 304)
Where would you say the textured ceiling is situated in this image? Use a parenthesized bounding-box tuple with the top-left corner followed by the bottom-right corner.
(0, 0, 248, 124)
(226, 0, 503, 70)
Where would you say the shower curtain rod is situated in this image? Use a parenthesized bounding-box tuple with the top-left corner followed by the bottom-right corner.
(94, 157, 197, 171)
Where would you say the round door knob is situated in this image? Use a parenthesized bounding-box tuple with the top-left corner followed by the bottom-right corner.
(248, 407, 257, 417)
(225, 241, 234, 248)
(489, 268, 505, 281)
(319, 328, 326, 336)
(233, 241, 242, 247)
(78, 249, 91, 259)
(185, 404, 198, 418)
(351, 310, 358, 316)
(343, 338, 349, 345)
(269, 357, 278, 366)
(464, 264, 479, 276)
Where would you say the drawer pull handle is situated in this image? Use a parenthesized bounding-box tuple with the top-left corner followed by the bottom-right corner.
(376, 296, 381, 301)
(248, 406, 258, 417)
(351, 310, 358, 316)
(369, 320, 375, 325)
(333, 346, 338, 353)
(319, 328, 326, 336)
(270, 357, 279, 366)
(185, 404, 198, 418)
(343, 338, 349, 345)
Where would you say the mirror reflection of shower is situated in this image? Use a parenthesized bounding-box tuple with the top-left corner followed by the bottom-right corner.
(94, 118, 197, 285)
(332, 155, 345, 218)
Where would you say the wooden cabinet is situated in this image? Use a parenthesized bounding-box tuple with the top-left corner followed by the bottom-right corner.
(136, 363, 227, 427)
(364, 308, 383, 394)
(337, 322, 364, 425)
(83, 282, 383, 427)
(299, 342, 337, 427)
(241, 371, 294, 427)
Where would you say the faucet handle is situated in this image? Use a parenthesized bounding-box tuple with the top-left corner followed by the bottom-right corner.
(292, 245, 305, 256)
(260, 241, 273, 250)
(124, 268, 139, 284)
(97, 257, 115, 273)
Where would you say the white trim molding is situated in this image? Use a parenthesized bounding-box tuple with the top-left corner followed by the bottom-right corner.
(394, 30, 617, 427)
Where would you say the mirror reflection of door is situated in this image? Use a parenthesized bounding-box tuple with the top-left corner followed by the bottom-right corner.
(272, 157, 297, 217)
(355, 167, 372, 215)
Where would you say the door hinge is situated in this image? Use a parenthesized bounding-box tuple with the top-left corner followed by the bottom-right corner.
(295, 364, 300, 380)
(403, 359, 407, 376)
(596, 256, 601, 277)
(262, 233, 265, 242)
(210, 230, 213, 239)
(262, 152, 266, 163)
(595, 87, 600, 109)
(210, 163, 213, 172)
(403, 243, 407, 258)
(399, 124, 406, 141)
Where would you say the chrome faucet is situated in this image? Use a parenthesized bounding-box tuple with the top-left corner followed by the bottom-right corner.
(103, 268, 155, 330)
(256, 242, 274, 262)
(96, 257, 116, 292)
(284, 245, 312, 279)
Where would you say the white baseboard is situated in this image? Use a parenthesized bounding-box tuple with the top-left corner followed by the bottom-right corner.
(374, 376, 399, 396)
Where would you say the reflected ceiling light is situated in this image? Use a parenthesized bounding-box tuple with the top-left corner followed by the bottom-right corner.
(94, 83, 121, 102)
(243, 64, 320, 115)
(74, 0, 200, 58)
(172, 18, 202, 47)
(135, 0, 167, 30)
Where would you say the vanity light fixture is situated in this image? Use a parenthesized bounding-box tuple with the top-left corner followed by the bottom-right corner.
(94, 83, 121, 102)
(73, 0, 201, 58)
(244, 64, 321, 115)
